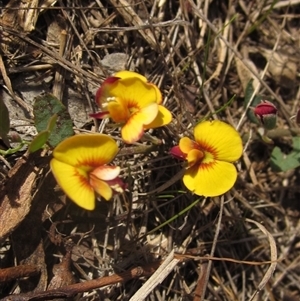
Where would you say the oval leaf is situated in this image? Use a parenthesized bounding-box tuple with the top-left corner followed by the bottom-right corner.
(29, 131, 50, 153)
(244, 80, 262, 124)
(33, 94, 74, 147)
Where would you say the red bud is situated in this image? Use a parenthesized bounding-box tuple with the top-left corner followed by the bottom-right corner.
(170, 145, 187, 160)
(254, 101, 277, 130)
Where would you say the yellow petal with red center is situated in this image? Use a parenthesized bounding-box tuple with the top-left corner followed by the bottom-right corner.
(50, 159, 95, 210)
(89, 174, 113, 201)
(121, 103, 158, 143)
(114, 72, 162, 104)
(186, 149, 204, 167)
(107, 77, 160, 108)
(90, 165, 121, 181)
(107, 98, 130, 123)
(194, 120, 243, 162)
(183, 160, 238, 197)
(114, 70, 147, 82)
(52, 134, 118, 170)
(144, 105, 172, 129)
(179, 137, 200, 154)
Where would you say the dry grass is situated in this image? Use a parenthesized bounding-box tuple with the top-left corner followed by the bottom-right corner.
(0, 0, 300, 300)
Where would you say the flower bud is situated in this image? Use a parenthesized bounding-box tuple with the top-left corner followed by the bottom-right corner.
(253, 100, 277, 130)
(9, 131, 22, 143)
(170, 145, 186, 160)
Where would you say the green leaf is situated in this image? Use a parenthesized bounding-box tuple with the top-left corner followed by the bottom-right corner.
(47, 114, 58, 132)
(244, 79, 262, 124)
(29, 131, 50, 153)
(33, 94, 74, 147)
(292, 137, 300, 151)
(270, 146, 300, 172)
(48, 113, 74, 147)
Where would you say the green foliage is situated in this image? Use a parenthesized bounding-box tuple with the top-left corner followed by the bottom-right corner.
(0, 142, 25, 156)
(29, 130, 51, 153)
(29, 114, 58, 153)
(244, 79, 262, 124)
(270, 137, 300, 172)
(47, 113, 58, 133)
(31, 93, 74, 151)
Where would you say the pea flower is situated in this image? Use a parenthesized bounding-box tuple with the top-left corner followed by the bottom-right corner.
(253, 100, 277, 130)
(50, 134, 125, 210)
(170, 120, 243, 197)
(91, 70, 172, 144)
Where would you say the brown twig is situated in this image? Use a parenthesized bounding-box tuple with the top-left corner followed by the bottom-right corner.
(0, 265, 40, 283)
(0, 261, 161, 301)
(193, 262, 209, 301)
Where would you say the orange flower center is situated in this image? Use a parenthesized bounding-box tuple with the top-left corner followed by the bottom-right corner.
(128, 103, 139, 116)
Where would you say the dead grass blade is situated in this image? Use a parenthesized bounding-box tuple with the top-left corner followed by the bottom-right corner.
(129, 250, 180, 301)
(109, 0, 157, 48)
(0, 54, 32, 114)
(187, 0, 291, 119)
(198, 196, 225, 301)
(245, 218, 277, 301)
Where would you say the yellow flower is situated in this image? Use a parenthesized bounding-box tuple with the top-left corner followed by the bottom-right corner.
(50, 134, 125, 210)
(91, 71, 172, 143)
(170, 120, 243, 197)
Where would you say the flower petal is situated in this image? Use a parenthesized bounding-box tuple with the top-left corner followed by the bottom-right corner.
(52, 134, 119, 170)
(170, 145, 187, 160)
(114, 71, 163, 104)
(194, 120, 243, 162)
(107, 177, 126, 193)
(107, 98, 130, 123)
(121, 123, 144, 144)
(89, 111, 110, 119)
(50, 159, 95, 210)
(106, 77, 160, 108)
(183, 160, 238, 197)
(144, 105, 172, 129)
(95, 76, 120, 107)
(151, 84, 163, 104)
(89, 174, 113, 201)
(186, 149, 204, 167)
(254, 100, 277, 117)
(91, 165, 121, 181)
(114, 70, 147, 82)
(179, 137, 200, 154)
(121, 103, 158, 143)
(139, 103, 159, 125)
